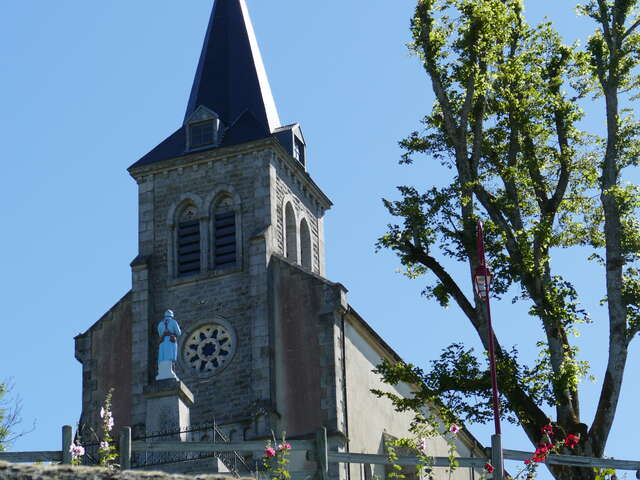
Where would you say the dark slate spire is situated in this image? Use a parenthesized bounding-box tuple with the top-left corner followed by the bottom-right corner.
(129, 0, 283, 170)
(184, 0, 281, 132)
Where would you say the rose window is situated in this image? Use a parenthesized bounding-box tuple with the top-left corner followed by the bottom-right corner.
(183, 324, 235, 374)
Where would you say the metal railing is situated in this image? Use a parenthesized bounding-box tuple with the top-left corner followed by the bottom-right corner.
(119, 426, 640, 480)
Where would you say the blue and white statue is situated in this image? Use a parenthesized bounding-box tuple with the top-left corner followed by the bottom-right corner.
(156, 309, 182, 380)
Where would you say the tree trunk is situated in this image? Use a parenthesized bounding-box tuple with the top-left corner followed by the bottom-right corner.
(549, 464, 597, 480)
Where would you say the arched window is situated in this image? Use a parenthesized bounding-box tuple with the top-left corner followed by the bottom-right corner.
(284, 202, 298, 263)
(213, 196, 237, 269)
(177, 205, 201, 276)
(300, 218, 312, 270)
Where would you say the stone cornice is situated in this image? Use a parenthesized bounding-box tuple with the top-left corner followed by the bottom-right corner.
(128, 137, 333, 212)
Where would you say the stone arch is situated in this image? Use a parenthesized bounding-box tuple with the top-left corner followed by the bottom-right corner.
(300, 217, 312, 270)
(207, 186, 242, 270)
(166, 193, 204, 227)
(284, 201, 298, 263)
(204, 184, 242, 213)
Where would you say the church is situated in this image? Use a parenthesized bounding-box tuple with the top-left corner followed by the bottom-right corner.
(73, 1, 486, 478)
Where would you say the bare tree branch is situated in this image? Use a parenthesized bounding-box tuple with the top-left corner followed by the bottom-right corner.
(0, 379, 35, 450)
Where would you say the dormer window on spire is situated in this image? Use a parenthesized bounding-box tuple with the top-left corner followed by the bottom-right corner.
(186, 106, 221, 151)
(190, 121, 216, 148)
(274, 124, 307, 169)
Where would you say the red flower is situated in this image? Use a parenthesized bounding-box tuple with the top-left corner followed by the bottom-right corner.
(529, 443, 555, 464)
(541, 425, 554, 436)
(564, 434, 579, 449)
(484, 463, 495, 473)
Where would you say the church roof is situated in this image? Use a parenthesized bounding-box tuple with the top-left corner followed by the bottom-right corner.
(130, 0, 281, 170)
(184, 0, 280, 131)
(130, 110, 271, 168)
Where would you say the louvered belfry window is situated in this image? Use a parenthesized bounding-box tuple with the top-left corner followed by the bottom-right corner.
(177, 206, 201, 276)
(214, 198, 237, 268)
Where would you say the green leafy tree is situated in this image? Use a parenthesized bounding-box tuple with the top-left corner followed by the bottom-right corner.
(376, 1, 640, 479)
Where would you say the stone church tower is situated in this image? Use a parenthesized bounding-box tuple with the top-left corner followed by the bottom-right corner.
(75, 1, 486, 478)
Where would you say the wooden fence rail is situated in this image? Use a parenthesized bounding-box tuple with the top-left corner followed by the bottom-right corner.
(326, 452, 488, 469)
(0, 425, 72, 465)
(0, 451, 63, 463)
(503, 449, 640, 471)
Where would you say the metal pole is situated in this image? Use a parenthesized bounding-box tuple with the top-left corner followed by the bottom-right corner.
(61, 425, 73, 465)
(476, 221, 503, 480)
(476, 221, 502, 436)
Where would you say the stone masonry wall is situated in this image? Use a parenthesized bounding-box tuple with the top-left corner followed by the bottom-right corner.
(128, 138, 332, 441)
(75, 292, 133, 438)
(130, 142, 278, 439)
(0, 462, 246, 480)
(269, 256, 347, 437)
(269, 256, 349, 480)
(270, 152, 326, 275)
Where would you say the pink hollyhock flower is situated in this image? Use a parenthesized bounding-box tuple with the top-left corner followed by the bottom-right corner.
(264, 447, 276, 457)
(277, 443, 292, 451)
(449, 424, 460, 434)
(69, 443, 85, 459)
(102, 412, 114, 431)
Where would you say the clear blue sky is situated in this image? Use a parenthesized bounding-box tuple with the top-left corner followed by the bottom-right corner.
(1, 1, 638, 478)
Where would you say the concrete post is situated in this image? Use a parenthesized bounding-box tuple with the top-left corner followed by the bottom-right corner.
(61, 425, 72, 465)
(143, 379, 193, 441)
(120, 427, 132, 470)
(491, 434, 504, 480)
(315, 427, 328, 480)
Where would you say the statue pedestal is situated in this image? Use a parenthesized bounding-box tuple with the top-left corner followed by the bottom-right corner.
(156, 360, 178, 381)
(143, 379, 194, 441)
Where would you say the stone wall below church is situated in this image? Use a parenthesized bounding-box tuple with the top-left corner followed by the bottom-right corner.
(0, 462, 246, 480)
